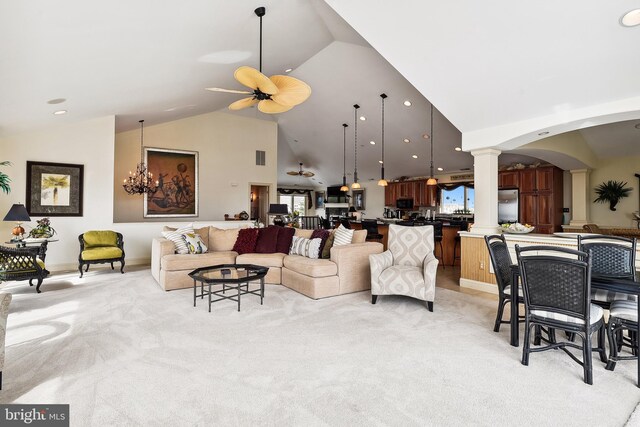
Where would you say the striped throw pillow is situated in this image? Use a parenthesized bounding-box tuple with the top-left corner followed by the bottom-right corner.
(333, 225, 354, 246)
(289, 236, 322, 259)
(161, 224, 194, 254)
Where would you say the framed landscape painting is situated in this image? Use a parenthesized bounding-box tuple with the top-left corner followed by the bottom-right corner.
(26, 161, 84, 216)
(315, 191, 325, 208)
(144, 147, 198, 218)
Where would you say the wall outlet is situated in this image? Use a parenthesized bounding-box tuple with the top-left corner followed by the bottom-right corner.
(479, 261, 485, 270)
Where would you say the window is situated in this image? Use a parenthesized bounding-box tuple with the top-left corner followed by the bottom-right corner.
(441, 186, 474, 214)
(279, 195, 306, 216)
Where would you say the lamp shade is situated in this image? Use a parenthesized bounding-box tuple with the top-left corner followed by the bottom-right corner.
(268, 204, 289, 215)
(348, 206, 357, 213)
(3, 204, 30, 222)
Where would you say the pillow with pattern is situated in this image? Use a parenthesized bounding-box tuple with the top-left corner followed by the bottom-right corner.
(181, 233, 208, 254)
(161, 224, 194, 254)
(333, 224, 354, 246)
(289, 236, 322, 259)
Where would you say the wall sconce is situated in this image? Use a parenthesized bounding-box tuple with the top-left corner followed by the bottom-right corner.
(250, 192, 255, 202)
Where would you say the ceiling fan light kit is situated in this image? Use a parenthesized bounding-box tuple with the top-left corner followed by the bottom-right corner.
(205, 6, 311, 114)
(351, 104, 361, 189)
(378, 93, 388, 187)
(340, 123, 349, 192)
(427, 104, 438, 186)
(287, 162, 314, 178)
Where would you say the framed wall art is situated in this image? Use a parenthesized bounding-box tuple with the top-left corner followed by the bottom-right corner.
(26, 161, 84, 217)
(144, 148, 198, 218)
(353, 189, 365, 210)
(315, 191, 325, 209)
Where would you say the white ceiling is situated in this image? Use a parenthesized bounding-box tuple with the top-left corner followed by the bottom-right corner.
(579, 119, 640, 158)
(2, 0, 639, 187)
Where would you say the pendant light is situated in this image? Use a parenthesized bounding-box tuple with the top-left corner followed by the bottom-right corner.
(427, 105, 438, 186)
(340, 123, 349, 192)
(123, 120, 157, 195)
(378, 93, 388, 187)
(351, 104, 361, 189)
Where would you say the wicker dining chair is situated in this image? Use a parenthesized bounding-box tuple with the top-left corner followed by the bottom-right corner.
(606, 300, 638, 373)
(485, 235, 524, 333)
(516, 245, 607, 385)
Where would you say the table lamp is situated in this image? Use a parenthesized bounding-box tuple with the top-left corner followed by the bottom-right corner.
(3, 203, 31, 241)
(268, 204, 289, 226)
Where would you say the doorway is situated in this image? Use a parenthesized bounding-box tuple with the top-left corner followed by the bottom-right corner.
(250, 185, 270, 224)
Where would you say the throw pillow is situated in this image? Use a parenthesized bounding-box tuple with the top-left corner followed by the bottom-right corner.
(161, 224, 194, 254)
(311, 229, 330, 255)
(275, 227, 295, 254)
(321, 230, 336, 259)
(181, 233, 208, 254)
(164, 225, 209, 248)
(208, 227, 241, 252)
(333, 225, 354, 246)
(289, 236, 322, 259)
(232, 228, 259, 255)
(255, 226, 280, 254)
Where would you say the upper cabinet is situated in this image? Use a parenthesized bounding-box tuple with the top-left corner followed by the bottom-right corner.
(384, 180, 437, 207)
(498, 170, 519, 189)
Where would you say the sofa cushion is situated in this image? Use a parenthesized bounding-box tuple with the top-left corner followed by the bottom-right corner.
(284, 255, 337, 277)
(164, 225, 209, 248)
(208, 227, 241, 252)
(233, 228, 259, 255)
(161, 224, 194, 254)
(236, 252, 285, 268)
(83, 230, 118, 248)
(81, 247, 123, 261)
(321, 230, 336, 259)
(182, 233, 208, 254)
(333, 225, 354, 246)
(352, 229, 367, 244)
(294, 229, 314, 239)
(276, 227, 295, 254)
(289, 236, 322, 259)
(311, 229, 330, 255)
(161, 251, 237, 271)
(255, 226, 279, 254)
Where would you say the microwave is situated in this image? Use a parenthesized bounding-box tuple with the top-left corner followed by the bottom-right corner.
(396, 198, 414, 209)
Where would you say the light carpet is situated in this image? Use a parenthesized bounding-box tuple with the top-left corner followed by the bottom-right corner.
(1, 268, 640, 426)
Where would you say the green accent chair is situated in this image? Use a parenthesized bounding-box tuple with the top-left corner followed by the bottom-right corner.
(78, 231, 125, 278)
(0, 244, 49, 293)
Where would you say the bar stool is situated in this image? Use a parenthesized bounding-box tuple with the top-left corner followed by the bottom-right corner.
(451, 221, 468, 266)
(361, 219, 383, 243)
(431, 221, 445, 268)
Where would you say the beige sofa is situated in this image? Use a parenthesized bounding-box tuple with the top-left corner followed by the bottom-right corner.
(151, 227, 383, 299)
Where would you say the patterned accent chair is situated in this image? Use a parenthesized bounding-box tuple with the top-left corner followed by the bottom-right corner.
(0, 244, 49, 293)
(369, 224, 439, 311)
(0, 292, 11, 389)
(78, 231, 125, 278)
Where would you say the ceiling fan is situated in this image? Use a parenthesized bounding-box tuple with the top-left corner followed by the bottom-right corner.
(287, 163, 315, 178)
(206, 7, 311, 114)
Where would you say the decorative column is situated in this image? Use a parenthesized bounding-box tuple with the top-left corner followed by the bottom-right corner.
(569, 169, 590, 227)
(470, 148, 501, 235)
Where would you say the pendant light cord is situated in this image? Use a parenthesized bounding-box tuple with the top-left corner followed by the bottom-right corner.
(259, 14, 263, 73)
(342, 124, 347, 183)
(381, 95, 385, 179)
(354, 104, 359, 182)
(430, 105, 434, 176)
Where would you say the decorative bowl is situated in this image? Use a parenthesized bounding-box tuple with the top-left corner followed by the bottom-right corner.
(501, 223, 535, 234)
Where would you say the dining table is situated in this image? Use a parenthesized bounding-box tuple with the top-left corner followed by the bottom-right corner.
(508, 266, 640, 387)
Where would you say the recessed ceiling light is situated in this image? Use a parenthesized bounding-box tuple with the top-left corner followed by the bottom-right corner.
(403, 100, 412, 107)
(412, 154, 418, 159)
(359, 116, 366, 121)
(285, 68, 293, 73)
(538, 131, 549, 136)
(403, 138, 410, 143)
(437, 167, 444, 171)
(47, 98, 66, 105)
(294, 139, 299, 142)
(422, 134, 430, 139)
(378, 160, 384, 164)
(370, 140, 376, 145)
(621, 9, 640, 27)
(53, 110, 67, 115)
(454, 147, 462, 151)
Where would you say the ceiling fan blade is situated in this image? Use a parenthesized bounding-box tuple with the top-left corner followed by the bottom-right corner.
(228, 97, 259, 111)
(234, 66, 278, 94)
(286, 171, 300, 176)
(302, 172, 315, 177)
(205, 87, 253, 94)
(258, 100, 292, 114)
(269, 75, 312, 107)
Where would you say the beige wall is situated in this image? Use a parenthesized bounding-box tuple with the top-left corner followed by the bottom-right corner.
(589, 155, 640, 227)
(114, 111, 278, 222)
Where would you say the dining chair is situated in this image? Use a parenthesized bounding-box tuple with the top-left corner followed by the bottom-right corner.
(361, 220, 383, 243)
(485, 235, 524, 332)
(299, 216, 322, 229)
(516, 245, 607, 385)
(577, 235, 637, 309)
(451, 221, 468, 266)
(606, 300, 638, 372)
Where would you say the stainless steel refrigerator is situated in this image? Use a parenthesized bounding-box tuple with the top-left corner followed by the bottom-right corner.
(498, 188, 519, 223)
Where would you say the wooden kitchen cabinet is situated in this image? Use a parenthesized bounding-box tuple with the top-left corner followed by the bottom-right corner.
(498, 171, 519, 189)
(423, 184, 436, 207)
(517, 166, 563, 234)
(519, 169, 537, 193)
(384, 179, 439, 207)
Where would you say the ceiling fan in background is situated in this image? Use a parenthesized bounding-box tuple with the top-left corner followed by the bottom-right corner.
(287, 162, 315, 178)
(206, 7, 311, 114)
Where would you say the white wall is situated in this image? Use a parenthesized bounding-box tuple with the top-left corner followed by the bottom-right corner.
(114, 111, 277, 222)
(352, 181, 385, 219)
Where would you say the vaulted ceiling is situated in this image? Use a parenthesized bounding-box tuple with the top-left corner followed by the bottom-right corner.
(2, 1, 639, 188)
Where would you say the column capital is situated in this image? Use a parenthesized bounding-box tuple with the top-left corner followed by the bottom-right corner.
(470, 148, 502, 157)
(570, 168, 591, 175)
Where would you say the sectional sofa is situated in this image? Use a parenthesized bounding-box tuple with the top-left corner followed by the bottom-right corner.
(151, 226, 383, 299)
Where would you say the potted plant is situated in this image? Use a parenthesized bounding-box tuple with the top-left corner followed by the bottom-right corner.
(593, 180, 632, 211)
(0, 161, 11, 194)
(28, 217, 56, 238)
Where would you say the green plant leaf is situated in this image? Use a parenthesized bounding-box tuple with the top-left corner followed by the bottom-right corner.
(593, 180, 632, 204)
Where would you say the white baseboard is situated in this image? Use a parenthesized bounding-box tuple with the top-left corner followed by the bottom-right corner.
(459, 278, 498, 295)
(48, 257, 150, 273)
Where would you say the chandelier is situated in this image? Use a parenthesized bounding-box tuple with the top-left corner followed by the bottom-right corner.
(123, 120, 156, 195)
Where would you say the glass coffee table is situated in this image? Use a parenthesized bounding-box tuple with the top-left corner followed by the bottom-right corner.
(188, 264, 269, 312)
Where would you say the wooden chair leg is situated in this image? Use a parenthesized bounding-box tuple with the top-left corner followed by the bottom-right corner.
(35, 278, 43, 293)
(79, 263, 84, 278)
(120, 260, 125, 274)
(426, 301, 433, 312)
(371, 295, 378, 304)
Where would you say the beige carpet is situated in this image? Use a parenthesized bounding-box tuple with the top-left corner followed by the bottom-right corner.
(1, 267, 639, 426)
